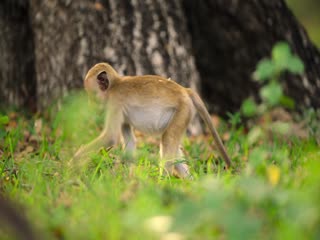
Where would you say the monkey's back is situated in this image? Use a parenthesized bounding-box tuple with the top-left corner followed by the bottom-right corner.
(116, 75, 190, 105)
(115, 75, 194, 134)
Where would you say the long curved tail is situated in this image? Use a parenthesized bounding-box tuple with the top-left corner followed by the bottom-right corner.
(188, 89, 232, 168)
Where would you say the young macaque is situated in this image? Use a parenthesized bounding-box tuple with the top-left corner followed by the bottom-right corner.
(71, 63, 231, 178)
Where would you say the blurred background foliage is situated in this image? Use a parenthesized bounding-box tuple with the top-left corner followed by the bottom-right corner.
(287, 0, 320, 47)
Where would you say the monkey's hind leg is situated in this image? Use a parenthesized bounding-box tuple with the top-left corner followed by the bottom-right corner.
(121, 123, 136, 152)
(160, 109, 192, 179)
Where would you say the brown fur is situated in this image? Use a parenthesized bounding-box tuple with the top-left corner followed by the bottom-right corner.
(71, 63, 231, 178)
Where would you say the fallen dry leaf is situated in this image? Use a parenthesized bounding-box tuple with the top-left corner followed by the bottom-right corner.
(269, 107, 292, 122)
(15, 145, 35, 162)
(222, 132, 230, 141)
(8, 112, 18, 119)
(93, 2, 104, 11)
(56, 191, 73, 208)
(211, 115, 220, 128)
(34, 119, 43, 135)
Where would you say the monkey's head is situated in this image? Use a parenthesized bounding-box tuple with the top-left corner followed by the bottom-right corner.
(84, 63, 119, 102)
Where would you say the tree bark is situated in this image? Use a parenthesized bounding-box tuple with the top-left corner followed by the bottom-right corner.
(183, 0, 320, 114)
(1, 0, 319, 116)
(0, 0, 36, 111)
(29, 0, 200, 109)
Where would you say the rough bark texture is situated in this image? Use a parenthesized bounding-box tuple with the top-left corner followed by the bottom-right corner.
(29, 0, 200, 109)
(183, 0, 320, 114)
(0, 0, 36, 110)
(1, 0, 320, 115)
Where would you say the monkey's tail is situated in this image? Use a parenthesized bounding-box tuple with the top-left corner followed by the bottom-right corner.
(187, 89, 232, 168)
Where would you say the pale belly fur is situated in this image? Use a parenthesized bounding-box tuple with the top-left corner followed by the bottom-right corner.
(124, 105, 176, 135)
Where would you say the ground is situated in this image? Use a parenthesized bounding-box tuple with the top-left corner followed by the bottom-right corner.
(0, 97, 319, 239)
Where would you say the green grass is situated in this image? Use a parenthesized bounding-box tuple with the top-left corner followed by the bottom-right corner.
(0, 100, 319, 239)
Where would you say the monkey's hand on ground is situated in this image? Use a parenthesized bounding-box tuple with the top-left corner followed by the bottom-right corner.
(68, 145, 92, 170)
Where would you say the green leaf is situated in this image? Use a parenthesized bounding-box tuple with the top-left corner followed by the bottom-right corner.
(247, 127, 264, 146)
(0, 129, 6, 139)
(248, 147, 268, 167)
(0, 115, 9, 126)
(241, 99, 258, 117)
(254, 59, 275, 81)
(227, 112, 242, 126)
(272, 42, 291, 69)
(260, 81, 283, 106)
(279, 95, 295, 109)
(287, 56, 305, 74)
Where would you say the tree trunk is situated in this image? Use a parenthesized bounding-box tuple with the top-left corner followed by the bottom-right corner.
(29, 0, 200, 109)
(1, 0, 319, 116)
(0, 0, 36, 111)
(183, 0, 320, 114)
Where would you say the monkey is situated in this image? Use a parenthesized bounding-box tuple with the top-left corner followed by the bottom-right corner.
(71, 63, 231, 179)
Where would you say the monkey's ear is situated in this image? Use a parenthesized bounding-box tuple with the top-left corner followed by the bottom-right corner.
(97, 71, 109, 91)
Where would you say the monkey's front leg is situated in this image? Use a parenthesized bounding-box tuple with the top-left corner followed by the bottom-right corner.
(69, 131, 117, 169)
(70, 109, 123, 168)
(74, 132, 115, 158)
